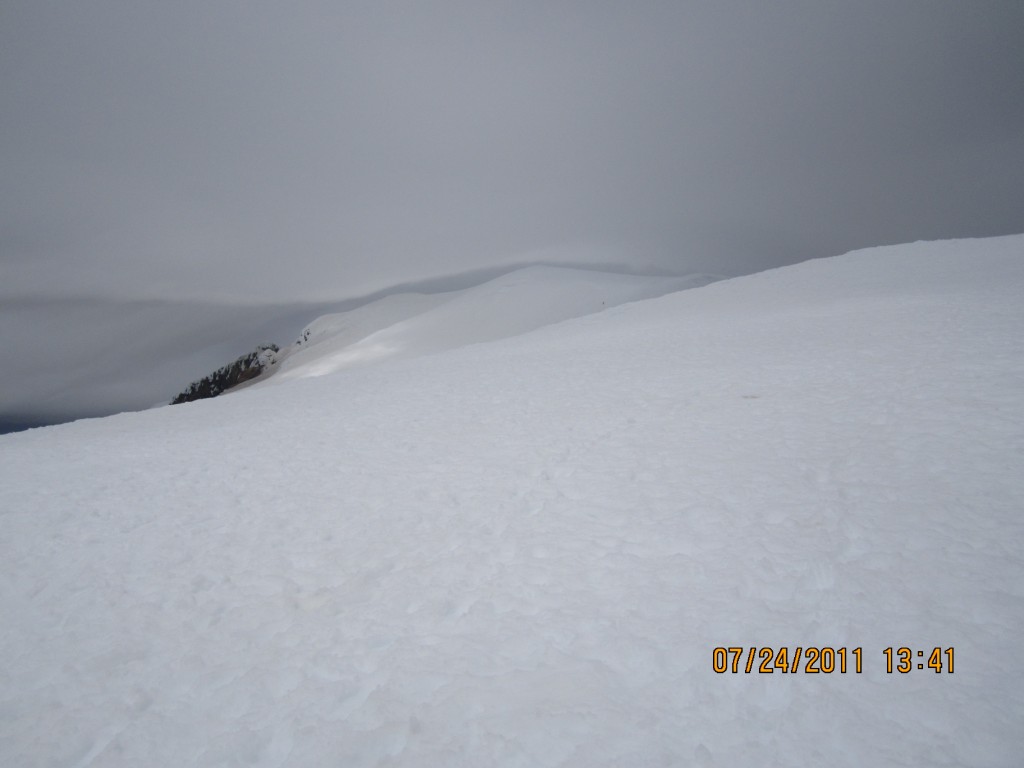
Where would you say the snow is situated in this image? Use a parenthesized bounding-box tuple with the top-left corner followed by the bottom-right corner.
(265, 266, 718, 384)
(2, 236, 1023, 766)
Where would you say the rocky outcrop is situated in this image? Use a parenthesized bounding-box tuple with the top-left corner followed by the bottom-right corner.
(170, 344, 280, 405)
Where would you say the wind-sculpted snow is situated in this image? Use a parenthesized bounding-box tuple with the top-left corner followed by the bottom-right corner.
(1, 237, 1023, 766)
(265, 266, 717, 384)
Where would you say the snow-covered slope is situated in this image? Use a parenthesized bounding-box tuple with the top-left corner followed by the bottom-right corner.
(0, 299, 338, 428)
(2, 236, 1023, 766)
(263, 266, 717, 384)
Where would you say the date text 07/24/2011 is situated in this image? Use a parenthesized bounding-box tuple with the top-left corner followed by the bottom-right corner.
(711, 647, 954, 674)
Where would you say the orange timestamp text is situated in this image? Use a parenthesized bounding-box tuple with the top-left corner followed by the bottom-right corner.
(712, 646, 954, 674)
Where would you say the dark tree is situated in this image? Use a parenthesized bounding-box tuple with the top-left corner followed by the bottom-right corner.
(170, 344, 280, 405)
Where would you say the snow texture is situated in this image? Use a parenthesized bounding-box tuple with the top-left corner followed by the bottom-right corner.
(1, 236, 1023, 766)
(267, 266, 716, 384)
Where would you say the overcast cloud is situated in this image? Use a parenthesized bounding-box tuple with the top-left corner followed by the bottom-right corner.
(1, 1, 1023, 425)
(3, 0, 1022, 303)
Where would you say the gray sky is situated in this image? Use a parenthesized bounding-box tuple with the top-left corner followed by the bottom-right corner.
(3, 0, 1022, 303)
(2, 1, 1023, 427)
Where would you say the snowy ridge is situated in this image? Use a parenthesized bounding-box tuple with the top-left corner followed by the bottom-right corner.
(262, 266, 718, 384)
(1, 236, 1023, 766)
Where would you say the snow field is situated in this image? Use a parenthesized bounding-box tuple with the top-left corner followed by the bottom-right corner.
(1, 236, 1023, 766)
(265, 266, 717, 383)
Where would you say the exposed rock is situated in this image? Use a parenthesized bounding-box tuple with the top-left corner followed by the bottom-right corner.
(170, 344, 280, 405)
